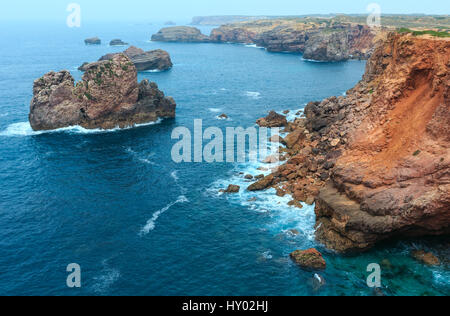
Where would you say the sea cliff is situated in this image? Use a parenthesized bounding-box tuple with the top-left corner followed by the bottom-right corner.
(209, 20, 387, 61)
(251, 33, 450, 252)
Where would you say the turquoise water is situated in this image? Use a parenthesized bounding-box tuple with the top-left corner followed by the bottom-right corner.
(0, 21, 448, 296)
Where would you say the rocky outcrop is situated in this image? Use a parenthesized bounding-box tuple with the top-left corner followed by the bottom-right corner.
(256, 111, 288, 127)
(29, 54, 176, 131)
(250, 33, 450, 253)
(303, 25, 378, 61)
(109, 39, 128, 46)
(79, 46, 172, 72)
(151, 27, 210, 43)
(411, 250, 441, 266)
(221, 184, 240, 193)
(290, 248, 326, 270)
(85, 37, 101, 45)
(210, 20, 383, 61)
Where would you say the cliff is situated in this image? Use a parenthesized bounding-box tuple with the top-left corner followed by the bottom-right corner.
(210, 20, 385, 61)
(250, 33, 450, 253)
(29, 54, 176, 131)
(151, 26, 210, 42)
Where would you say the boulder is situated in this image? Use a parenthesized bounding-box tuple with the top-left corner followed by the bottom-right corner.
(256, 111, 287, 127)
(29, 54, 176, 131)
(290, 248, 326, 270)
(222, 184, 240, 193)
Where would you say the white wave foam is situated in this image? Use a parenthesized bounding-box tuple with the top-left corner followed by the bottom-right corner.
(244, 44, 264, 49)
(126, 148, 156, 165)
(301, 57, 327, 63)
(0, 119, 162, 137)
(170, 170, 179, 181)
(208, 108, 222, 113)
(140, 69, 164, 73)
(244, 91, 261, 99)
(140, 195, 189, 235)
(92, 266, 120, 294)
(207, 155, 316, 241)
(262, 251, 273, 260)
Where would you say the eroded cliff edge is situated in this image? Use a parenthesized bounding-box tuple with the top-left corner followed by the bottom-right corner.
(210, 20, 387, 61)
(29, 54, 176, 131)
(251, 33, 450, 253)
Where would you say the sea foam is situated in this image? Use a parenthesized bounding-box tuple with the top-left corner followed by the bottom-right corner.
(0, 120, 162, 137)
(140, 195, 189, 235)
(244, 91, 261, 99)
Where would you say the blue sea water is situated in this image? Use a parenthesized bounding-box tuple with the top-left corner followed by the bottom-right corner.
(0, 21, 448, 296)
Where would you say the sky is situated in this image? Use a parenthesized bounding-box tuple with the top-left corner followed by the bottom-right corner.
(1, 0, 449, 22)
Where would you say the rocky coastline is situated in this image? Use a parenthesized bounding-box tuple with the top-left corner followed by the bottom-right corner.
(209, 20, 386, 61)
(29, 54, 176, 131)
(249, 33, 450, 253)
(151, 21, 387, 62)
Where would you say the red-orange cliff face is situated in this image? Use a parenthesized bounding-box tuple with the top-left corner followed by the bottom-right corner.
(315, 33, 450, 252)
(250, 33, 449, 253)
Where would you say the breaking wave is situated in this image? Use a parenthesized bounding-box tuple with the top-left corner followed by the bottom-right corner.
(0, 120, 162, 137)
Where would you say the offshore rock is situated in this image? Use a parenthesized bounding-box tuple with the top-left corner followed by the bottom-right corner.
(29, 54, 176, 131)
(151, 26, 210, 42)
(80, 46, 173, 72)
(290, 248, 326, 270)
(84, 37, 101, 45)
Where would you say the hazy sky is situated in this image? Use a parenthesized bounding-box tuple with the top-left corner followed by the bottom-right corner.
(2, 0, 449, 22)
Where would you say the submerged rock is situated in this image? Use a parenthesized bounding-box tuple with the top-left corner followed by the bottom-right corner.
(411, 250, 441, 266)
(29, 54, 176, 131)
(80, 46, 173, 72)
(151, 26, 210, 42)
(290, 248, 326, 270)
(85, 37, 101, 45)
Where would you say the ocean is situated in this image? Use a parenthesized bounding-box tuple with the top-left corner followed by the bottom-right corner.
(0, 21, 448, 296)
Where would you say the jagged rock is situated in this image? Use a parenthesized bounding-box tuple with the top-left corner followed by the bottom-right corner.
(411, 250, 441, 266)
(269, 135, 285, 143)
(222, 184, 240, 193)
(210, 20, 383, 61)
(256, 111, 288, 127)
(244, 174, 254, 180)
(247, 174, 274, 191)
(29, 54, 176, 131)
(85, 37, 101, 45)
(290, 248, 326, 270)
(218, 113, 228, 119)
(80, 46, 173, 72)
(151, 26, 210, 42)
(109, 39, 128, 46)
